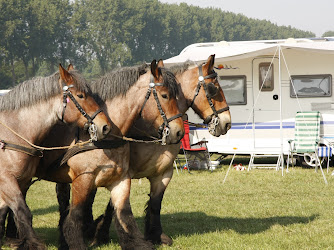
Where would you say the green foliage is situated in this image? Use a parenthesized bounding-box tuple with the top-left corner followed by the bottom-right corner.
(323, 31, 334, 37)
(0, 65, 12, 89)
(0, 0, 315, 88)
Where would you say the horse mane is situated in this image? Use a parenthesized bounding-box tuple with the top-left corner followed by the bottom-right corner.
(90, 63, 179, 102)
(167, 60, 197, 76)
(160, 68, 179, 98)
(0, 70, 90, 111)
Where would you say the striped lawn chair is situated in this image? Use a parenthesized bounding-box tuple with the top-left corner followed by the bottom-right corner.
(287, 111, 327, 184)
(318, 146, 332, 173)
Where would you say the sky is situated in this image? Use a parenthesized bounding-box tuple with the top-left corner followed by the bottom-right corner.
(159, 0, 334, 37)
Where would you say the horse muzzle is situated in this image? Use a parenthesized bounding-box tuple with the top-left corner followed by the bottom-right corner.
(207, 113, 231, 137)
(84, 121, 111, 141)
(159, 124, 184, 145)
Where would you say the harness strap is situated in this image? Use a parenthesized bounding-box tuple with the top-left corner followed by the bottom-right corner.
(138, 87, 152, 117)
(61, 85, 101, 124)
(152, 85, 169, 126)
(203, 106, 230, 124)
(47, 139, 128, 172)
(167, 113, 183, 123)
(139, 75, 182, 138)
(90, 109, 103, 121)
(66, 92, 92, 123)
(0, 140, 43, 157)
(190, 65, 229, 124)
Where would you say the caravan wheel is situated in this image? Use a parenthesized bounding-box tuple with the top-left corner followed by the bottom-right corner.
(303, 153, 325, 167)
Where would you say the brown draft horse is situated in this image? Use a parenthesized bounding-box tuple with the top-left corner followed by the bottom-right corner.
(2, 60, 184, 249)
(57, 55, 232, 247)
(0, 65, 111, 249)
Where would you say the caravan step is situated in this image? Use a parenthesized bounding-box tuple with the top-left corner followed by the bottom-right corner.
(248, 153, 283, 171)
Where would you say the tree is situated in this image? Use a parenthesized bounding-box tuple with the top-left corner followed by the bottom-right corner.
(0, 0, 30, 84)
(73, 0, 133, 75)
(323, 31, 334, 37)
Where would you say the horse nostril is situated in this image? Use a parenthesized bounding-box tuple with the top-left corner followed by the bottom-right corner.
(103, 125, 111, 135)
(226, 123, 231, 132)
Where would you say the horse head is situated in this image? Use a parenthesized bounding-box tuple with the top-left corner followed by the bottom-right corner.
(138, 60, 184, 144)
(176, 55, 231, 137)
(58, 64, 111, 140)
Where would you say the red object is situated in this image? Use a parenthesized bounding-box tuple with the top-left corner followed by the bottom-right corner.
(181, 120, 207, 151)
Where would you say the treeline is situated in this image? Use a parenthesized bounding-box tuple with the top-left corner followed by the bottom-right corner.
(0, 0, 315, 88)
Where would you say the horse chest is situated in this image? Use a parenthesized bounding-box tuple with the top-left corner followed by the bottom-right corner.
(130, 147, 178, 178)
(95, 163, 126, 187)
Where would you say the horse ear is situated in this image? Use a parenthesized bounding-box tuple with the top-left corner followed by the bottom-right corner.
(150, 59, 158, 79)
(157, 59, 164, 68)
(59, 64, 72, 84)
(67, 64, 74, 71)
(203, 54, 216, 73)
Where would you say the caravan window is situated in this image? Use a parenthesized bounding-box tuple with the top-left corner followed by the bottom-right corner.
(259, 63, 274, 91)
(218, 75, 247, 105)
(290, 75, 332, 98)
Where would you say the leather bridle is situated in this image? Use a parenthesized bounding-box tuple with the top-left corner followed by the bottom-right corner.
(62, 84, 103, 141)
(139, 75, 182, 144)
(190, 65, 230, 125)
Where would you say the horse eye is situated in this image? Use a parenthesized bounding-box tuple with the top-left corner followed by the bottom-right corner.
(161, 94, 168, 99)
(77, 93, 84, 99)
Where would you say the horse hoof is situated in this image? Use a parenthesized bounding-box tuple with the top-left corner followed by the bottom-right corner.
(161, 233, 173, 246)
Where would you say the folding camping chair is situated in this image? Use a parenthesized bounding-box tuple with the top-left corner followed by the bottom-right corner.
(287, 111, 328, 184)
(179, 120, 212, 171)
(317, 145, 332, 173)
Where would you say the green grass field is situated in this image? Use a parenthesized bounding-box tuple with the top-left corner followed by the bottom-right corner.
(4, 155, 334, 249)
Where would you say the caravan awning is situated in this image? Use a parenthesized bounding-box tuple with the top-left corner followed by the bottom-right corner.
(281, 41, 334, 54)
(164, 40, 334, 65)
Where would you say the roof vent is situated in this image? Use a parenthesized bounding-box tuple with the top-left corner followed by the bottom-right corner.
(218, 41, 229, 46)
(285, 38, 297, 44)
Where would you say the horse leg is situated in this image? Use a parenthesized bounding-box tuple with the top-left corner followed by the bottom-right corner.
(6, 209, 18, 239)
(82, 188, 97, 239)
(57, 182, 98, 244)
(5, 183, 31, 241)
(0, 176, 45, 249)
(56, 182, 71, 250)
(0, 207, 20, 248)
(0, 205, 9, 247)
(110, 176, 154, 249)
(145, 168, 173, 245)
(62, 176, 94, 250)
(90, 197, 113, 246)
(1, 186, 35, 247)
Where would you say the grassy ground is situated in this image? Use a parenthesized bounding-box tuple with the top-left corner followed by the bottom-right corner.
(4, 155, 334, 249)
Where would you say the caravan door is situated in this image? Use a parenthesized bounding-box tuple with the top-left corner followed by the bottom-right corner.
(252, 57, 281, 149)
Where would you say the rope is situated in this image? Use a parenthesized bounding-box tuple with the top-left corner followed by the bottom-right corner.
(243, 46, 279, 129)
(0, 120, 92, 151)
(187, 121, 207, 128)
(280, 49, 304, 112)
(0, 118, 164, 153)
(111, 134, 162, 144)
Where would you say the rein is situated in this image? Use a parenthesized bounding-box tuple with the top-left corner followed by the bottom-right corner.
(0, 119, 93, 157)
(139, 75, 182, 145)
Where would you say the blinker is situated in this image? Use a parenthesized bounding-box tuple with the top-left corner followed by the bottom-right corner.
(207, 82, 219, 98)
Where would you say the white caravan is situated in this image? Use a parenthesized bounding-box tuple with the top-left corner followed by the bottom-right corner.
(165, 38, 334, 166)
(0, 90, 10, 96)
